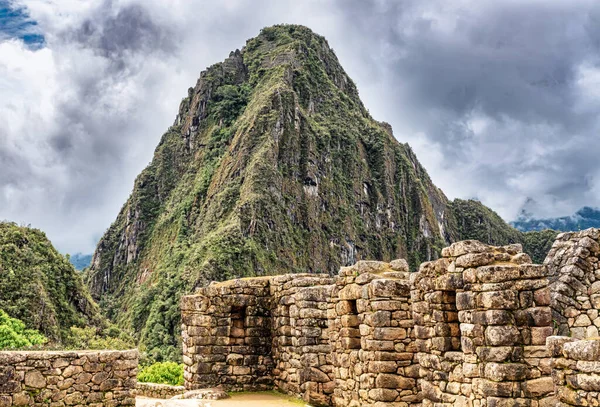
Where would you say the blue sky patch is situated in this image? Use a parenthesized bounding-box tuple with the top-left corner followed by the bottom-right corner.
(0, 0, 44, 48)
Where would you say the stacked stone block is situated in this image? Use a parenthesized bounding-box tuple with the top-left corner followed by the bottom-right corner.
(330, 260, 419, 407)
(415, 240, 556, 407)
(181, 277, 274, 391)
(0, 350, 137, 406)
(180, 230, 600, 407)
(135, 382, 184, 399)
(412, 255, 463, 407)
(270, 274, 335, 406)
(455, 241, 555, 407)
(548, 336, 600, 406)
(545, 229, 600, 339)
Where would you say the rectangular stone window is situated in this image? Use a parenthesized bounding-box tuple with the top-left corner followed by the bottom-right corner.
(341, 300, 361, 350)
(230, 305, 246, 345)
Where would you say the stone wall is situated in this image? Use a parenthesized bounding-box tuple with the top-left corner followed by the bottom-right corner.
(181, 228, 600, 407)
(545, 229, 600, 339)
(135, 382, 184, 399)
(181, 277, 274, 391)
(0, 350, 137, 406)
(270, 274, 335, 406)
(181, 264, 419, 407)
(413, 241, 558, 407)
(330, 259, 419, 407)
(548, 336, 600, 406)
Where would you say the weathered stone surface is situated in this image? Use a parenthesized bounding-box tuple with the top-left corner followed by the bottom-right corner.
(442, 240, 493, 258)
(0, 350, 137, 406)
(177, 232, 600, 407)
(24, 370, 46, 389)
(390, 259, 409, 272)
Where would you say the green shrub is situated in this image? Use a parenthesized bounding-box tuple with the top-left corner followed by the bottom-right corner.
(64, 326, 134, 350)
(0, 309, 47, 349)
(138, 361, 184, 386)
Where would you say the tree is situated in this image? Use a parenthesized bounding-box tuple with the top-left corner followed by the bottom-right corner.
(0, 309, 47, 349)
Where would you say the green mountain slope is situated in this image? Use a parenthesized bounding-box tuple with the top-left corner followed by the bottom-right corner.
(0, 222, 103, 342)
(449, 199, 557, 263)
(87, 25, 550, 360)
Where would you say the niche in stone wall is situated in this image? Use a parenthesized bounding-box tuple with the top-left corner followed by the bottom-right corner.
(340, 300, 361, 349)
(230, 305, 247, 345)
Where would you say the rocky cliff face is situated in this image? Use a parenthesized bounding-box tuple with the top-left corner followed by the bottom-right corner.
(87, 25, 542, 360)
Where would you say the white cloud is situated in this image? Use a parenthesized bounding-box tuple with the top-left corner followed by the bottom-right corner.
(2, 0, 600, 254)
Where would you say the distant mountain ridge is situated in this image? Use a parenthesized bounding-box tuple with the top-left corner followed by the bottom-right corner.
(512, 206, 600, 232)
(69, 253, 92, 270)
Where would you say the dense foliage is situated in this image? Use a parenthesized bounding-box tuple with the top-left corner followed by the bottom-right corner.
(0, 309, 47, 350)
(137, 362, 184, 386)
(0, 222, 104, 341)
(64, 326, 134, 351)
(521, 229, 559, 264)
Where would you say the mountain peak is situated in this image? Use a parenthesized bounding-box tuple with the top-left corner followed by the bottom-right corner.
(87, 26, 542, 360)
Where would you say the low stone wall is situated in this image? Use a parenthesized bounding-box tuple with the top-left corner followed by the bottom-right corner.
(135, 382, 185, 399)
(548, 335, 600, 406)
(0, 349, 138, 406)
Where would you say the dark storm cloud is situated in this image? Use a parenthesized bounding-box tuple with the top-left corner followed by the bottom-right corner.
(331, 0, 600, 218)
(70, 1, 175, 63)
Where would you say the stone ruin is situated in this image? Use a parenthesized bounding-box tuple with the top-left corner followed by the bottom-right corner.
(181, 228, 600, 407)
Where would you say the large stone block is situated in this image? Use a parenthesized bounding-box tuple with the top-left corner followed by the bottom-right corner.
(375, 373, 415, 389)
(484, 363, 528, 381)
(485, 326, 522, 346)
(442, 240, 493, 258)
(479, 291, 519, 310)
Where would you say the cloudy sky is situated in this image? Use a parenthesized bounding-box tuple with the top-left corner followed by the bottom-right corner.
(1, 0, 599, 254)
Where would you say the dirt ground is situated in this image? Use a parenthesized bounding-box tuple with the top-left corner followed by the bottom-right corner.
(136, 392, 310, 407)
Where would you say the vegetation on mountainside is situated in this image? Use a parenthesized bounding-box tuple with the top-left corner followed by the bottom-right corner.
(138, 362, 184, 386)
(0, 222, 104, 342)
(88, 25, 559, 361)
(450, 199, 522, 245)
(64, 326, 134, 351)
(450, 199, 558, 263)
(521, 229, 558, 264)
(0, 309, 47, 350)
